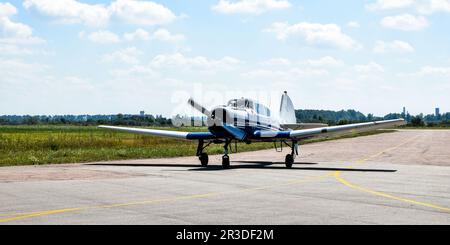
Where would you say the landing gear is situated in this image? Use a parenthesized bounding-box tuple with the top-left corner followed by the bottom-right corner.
(199, 153, 209, 167)
(197, 140, 211, 167)
(197, 139, 232, 169)
(222, 155, 230, 169)
(222, 140, 231, 169)
(285, 154, 294, 168)
(284, 140, 299, 169)
(196, 138, 234, 169)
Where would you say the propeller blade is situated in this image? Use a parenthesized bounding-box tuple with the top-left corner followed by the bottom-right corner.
(188, 98, 211, 117)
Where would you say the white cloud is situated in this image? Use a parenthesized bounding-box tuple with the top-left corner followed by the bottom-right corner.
(353, 62, 385, 73)
(366, 0, 414, 11)
(417, 0, 450, 14)
(241, 67, 328, 84)
(373, 40, 415, 54)
(150, 53, 241, 71)
(83, 30, 120, 44)
(415, 65, 450, 76)
(265, 22, 360, 50)
(0, 58, 50, 93)
(101, 47, 142, 64)
(125, 28, 185, 43)
(366, 0, 450, 15)
(23, 0, 110, 27)
(347, 21, 360, 28)
(83, 28, 185, 44)
(151, 28, 185, 43)
(110, 65, 159, 79)
(123, 28, 151, 41)
(23, 0, 176, 27)
(0, 44, 34, 55)
(306, 56, 343, 67)
(109, 0, 176, 26)
(0, 2, 17, 17)
(0, 17, 33, 38)
(260, 58, 291, 66)
(381, 14, 428, 31)
(212, 0, 291, 14)
(0, 58, 48, 75)
(0, 2, 44, 44)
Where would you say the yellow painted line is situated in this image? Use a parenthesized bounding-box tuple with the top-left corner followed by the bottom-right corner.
(0, 172, 330, 223)
(335, 134, 450, 213)
(356, 134, 422, 164)
(0, 193, 219, 223)
(0, 208, 84, 223)
(334, 171, 450, 212)
(0, 211, 44, 217)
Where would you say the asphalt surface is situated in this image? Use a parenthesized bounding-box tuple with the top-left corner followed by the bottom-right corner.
(1, 129, 449, 224)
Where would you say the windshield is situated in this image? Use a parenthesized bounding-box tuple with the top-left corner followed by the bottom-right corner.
(228, 98, 255, 110)
(227, 99, 237, 107)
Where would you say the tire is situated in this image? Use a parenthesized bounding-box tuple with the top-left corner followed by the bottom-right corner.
(285, 154, 294, 169)
(222, 155, 230, 169)
(199, 153, 209, 167)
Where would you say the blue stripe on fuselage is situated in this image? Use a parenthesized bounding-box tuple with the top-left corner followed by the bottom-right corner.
(186, 123, 285, 141)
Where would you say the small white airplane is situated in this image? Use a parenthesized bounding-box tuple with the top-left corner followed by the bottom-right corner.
(99, 92, 405, 169)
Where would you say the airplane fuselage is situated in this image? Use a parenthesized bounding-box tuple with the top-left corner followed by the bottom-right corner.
(207, 104, 282, 141)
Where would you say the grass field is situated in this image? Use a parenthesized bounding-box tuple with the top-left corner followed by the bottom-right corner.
(0, 125, 394, 167)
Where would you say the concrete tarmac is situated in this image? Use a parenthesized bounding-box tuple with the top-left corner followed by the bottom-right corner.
(1, 129, 449, 224)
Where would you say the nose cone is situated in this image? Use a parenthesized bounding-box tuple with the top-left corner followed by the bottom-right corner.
(208, 106, 230, 126)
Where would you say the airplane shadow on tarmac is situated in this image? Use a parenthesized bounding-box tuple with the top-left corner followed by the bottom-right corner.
(88, 161, 397, 172)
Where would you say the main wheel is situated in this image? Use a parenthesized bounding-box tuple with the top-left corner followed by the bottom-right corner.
(285, 154, 294, 168)
(222, 155, 230, 169)
(199, 153, 209, 167)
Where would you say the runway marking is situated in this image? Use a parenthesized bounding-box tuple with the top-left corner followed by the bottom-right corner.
(0, 172, 331, 223)
(0, 208, 84, 223)
(335, 134, 450, 213)
(334, 171, 450, 212)
(0, 193, 218, 223)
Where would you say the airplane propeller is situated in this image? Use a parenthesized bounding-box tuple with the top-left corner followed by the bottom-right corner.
(188, 98, 211, 117)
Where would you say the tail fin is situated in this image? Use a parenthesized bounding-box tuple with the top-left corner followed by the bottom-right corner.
(279, 91, 297, 124)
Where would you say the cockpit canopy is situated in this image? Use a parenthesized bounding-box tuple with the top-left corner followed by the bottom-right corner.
(227, 98, 271, 116)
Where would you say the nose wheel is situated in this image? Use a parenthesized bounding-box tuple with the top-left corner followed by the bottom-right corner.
(222, 155, 230, 169)
(220, 139, 232, 169)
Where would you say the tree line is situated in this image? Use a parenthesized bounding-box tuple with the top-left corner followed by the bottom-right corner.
(1, 110, 449, 127)
(295, 109, 450, 127)
(0, 114, 171, 126)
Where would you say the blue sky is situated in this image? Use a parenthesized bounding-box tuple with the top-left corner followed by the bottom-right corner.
(1, 0, 449, 117)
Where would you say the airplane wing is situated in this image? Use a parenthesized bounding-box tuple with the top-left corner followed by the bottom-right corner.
(281, 123, 328, 130)
(98, 125, 216, 140)
(255, 119, 406, 139)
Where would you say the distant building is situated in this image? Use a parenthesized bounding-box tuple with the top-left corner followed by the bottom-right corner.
(402, 107, 406, 117)
(140, 111, 145, 117)
(435, 108, 440, 117)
